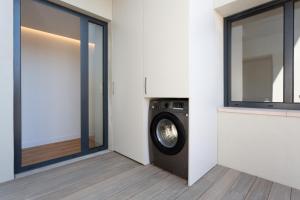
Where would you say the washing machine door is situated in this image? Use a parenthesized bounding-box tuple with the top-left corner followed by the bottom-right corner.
(150, 112, 185, 155)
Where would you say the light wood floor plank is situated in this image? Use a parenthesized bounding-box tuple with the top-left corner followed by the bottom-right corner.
(150, 179, 187, 200)
(176, 165, 229, 200)
(0, 152, 299, 200)
(30, 160, 139, 200)
(291, 188, 300, 200)
(0, 153, 138, 200)
(245, 178, 273, 200)
(22, 137, 96, 166)
(268, 183, 291, 200)
(108, 170, 170, 200)
(0, 152, 119, 195)
(198, 169, 240, 200)
(221, 173, 256, 200)
(129, 174, 185, 200)
(61, 165, 161, 200)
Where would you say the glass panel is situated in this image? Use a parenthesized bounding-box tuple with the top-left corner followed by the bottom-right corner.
(295, 2, 300, 103)
(156, 119, 178, 148)
(21, 0, 81, 166)
(231, 8, 284, 102)
(88, 22, 104, 149)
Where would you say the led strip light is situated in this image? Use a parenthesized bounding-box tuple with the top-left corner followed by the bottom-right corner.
(21, 26, 95, 47)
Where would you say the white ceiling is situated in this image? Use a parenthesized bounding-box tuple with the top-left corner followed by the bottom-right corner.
(21, 0, 80, 40)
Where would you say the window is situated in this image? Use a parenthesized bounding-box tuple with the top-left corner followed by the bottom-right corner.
(295, 1, 300, 103)
(225, 0, 300, 109)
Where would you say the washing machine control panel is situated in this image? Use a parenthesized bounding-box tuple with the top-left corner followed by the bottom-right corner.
(150, 100, 188, 112)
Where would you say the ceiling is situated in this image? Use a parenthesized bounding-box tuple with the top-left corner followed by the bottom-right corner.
(21, 0, 80, 40)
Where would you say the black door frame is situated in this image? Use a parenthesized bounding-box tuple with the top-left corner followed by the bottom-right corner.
(14, 0, 109, 173)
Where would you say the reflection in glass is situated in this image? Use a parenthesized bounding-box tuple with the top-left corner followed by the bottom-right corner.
(21, 0, 81, 166)
(88, 23, 104, 148)
(231, 8, 283, 102)
(156, 119, 178, 148)
(295, 2, 300, 103)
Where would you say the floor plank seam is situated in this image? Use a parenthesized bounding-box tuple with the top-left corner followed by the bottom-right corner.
(109, 170, 164, 200)
(35, 161, 141, 200)
(172, 186, 189, 200)
(221, 171, 243, 200)
(3, 154, 136, 200)
(2, 157, 300, 200)
(127, 173, 172, 200)
(149, 176, 188, 200)
(61, 165, 154, 200)
(173, 166, 225, 200)
(244, 177, 257, 200)
(267, 182, 274, 200)
(195, 181, 215, 199)
(195, 168, 230, 200)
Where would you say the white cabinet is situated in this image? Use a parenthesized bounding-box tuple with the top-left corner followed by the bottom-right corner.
(112, 0, 222, 186)
(112, 0, 149, 165)
(112, 0, 189, 164)
(143, 0, 189, 98)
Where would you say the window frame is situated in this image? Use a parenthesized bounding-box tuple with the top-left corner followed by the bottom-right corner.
(224, 0, 300, 110)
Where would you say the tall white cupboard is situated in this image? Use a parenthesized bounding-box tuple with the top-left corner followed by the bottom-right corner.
(112, 0, 222, 186)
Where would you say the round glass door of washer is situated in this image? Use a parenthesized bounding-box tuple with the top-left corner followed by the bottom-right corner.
(150, 112, 185, 155)
(156, 119, 178, 148)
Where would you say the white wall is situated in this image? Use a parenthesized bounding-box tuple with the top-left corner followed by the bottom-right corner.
(215, 0, 272, 17)
(21, 28, 81, 148)
(188, 0, 223, 186)
(52, 0, 112, 21)
(218, 109, 300, 190)
(217, 0, 300, 190)
(0, 0, 14, 183)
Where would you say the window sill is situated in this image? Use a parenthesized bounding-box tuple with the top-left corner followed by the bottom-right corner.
(218, 107, 300, 118)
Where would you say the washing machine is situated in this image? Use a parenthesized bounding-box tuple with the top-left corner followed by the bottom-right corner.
(149, 99, 188, 179)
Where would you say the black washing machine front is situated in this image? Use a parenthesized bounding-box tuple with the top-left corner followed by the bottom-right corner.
(150, 112, 185, 155)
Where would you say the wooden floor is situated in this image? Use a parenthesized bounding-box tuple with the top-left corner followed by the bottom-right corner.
(2, 152, 299, 200)
(22, 137, 96, 166)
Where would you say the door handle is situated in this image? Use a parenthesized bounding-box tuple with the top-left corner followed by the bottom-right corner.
(112, 81, 115, 95)
(145, 77, 147, 95)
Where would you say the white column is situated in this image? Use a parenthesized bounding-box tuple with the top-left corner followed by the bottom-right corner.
(0, 0, 15, 183)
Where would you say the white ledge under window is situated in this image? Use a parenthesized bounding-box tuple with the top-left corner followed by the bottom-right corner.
(218, 107, 300, 118)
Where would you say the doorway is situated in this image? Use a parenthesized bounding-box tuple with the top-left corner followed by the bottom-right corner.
(14, 0, 108, 173)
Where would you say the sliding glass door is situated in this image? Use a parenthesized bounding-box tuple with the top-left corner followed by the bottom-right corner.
(14, 0, 108, 173)
(88, 22, 105, 149)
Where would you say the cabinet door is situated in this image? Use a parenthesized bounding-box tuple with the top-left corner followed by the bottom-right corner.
(143, 0, 189, 98)
(112, 0, 149, 165)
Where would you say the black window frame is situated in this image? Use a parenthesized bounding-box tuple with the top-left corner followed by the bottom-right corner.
(224, 0, 300, 110)
(14, 0, 109, 173)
